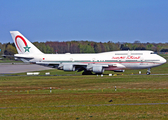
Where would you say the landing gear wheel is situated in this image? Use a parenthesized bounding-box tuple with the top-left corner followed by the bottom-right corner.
(146, 72, 151, 75)
(82, 71, 93, 75)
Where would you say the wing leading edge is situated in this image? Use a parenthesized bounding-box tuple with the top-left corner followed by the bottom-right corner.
(36, 61, 126, 74)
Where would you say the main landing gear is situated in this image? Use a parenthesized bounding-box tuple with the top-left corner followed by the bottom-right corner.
(82, 71, 93, 75)
(146, 68, 151, 75)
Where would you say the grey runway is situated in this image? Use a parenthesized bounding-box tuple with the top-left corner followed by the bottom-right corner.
(0, 63, 53, 74)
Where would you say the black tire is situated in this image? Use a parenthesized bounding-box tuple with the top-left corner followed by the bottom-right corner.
(82, 71, 93, 75)
(146, 72, 151, 75)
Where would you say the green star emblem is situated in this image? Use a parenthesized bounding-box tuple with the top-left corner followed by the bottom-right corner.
(24, 45, 31, 52)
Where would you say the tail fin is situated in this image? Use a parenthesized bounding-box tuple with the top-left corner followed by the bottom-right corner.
(10, 31, 43, 54)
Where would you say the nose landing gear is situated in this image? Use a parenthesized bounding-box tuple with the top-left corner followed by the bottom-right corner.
(146, 68, 151, 75)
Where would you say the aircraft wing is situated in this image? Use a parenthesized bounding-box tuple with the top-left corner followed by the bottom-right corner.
(36, 61, 88, 69)
(36, 61, 126, 73)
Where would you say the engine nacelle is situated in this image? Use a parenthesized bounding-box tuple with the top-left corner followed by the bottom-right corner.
(63, 64, 75, 71)
(93, 66, 104, 74)
(113, 70, 125, 72)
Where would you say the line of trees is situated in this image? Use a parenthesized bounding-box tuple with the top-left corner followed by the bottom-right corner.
(1, 41, 168, 56)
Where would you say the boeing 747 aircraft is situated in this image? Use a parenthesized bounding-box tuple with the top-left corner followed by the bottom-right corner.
(10, 31, 166, 75)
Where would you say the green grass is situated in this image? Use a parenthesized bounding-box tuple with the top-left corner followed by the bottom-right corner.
(0, 63, 168, 119)
(0, 74, 168, 119)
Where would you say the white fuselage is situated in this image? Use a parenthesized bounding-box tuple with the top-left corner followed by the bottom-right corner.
(10, 31, 167, 74)
(15, 50, 166, 71)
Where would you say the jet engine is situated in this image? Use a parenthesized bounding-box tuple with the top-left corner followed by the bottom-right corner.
(92, 66, 104, 74)
(63, 64, 75, 71)
(113, 70, 125, 72)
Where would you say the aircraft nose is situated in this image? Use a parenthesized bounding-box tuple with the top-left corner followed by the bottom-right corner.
(161, 57, 167, 64)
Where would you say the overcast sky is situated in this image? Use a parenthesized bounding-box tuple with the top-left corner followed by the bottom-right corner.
(1, 0, 168, 43)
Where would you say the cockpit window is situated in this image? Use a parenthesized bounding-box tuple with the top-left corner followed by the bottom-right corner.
(150, 52, 155, 54)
